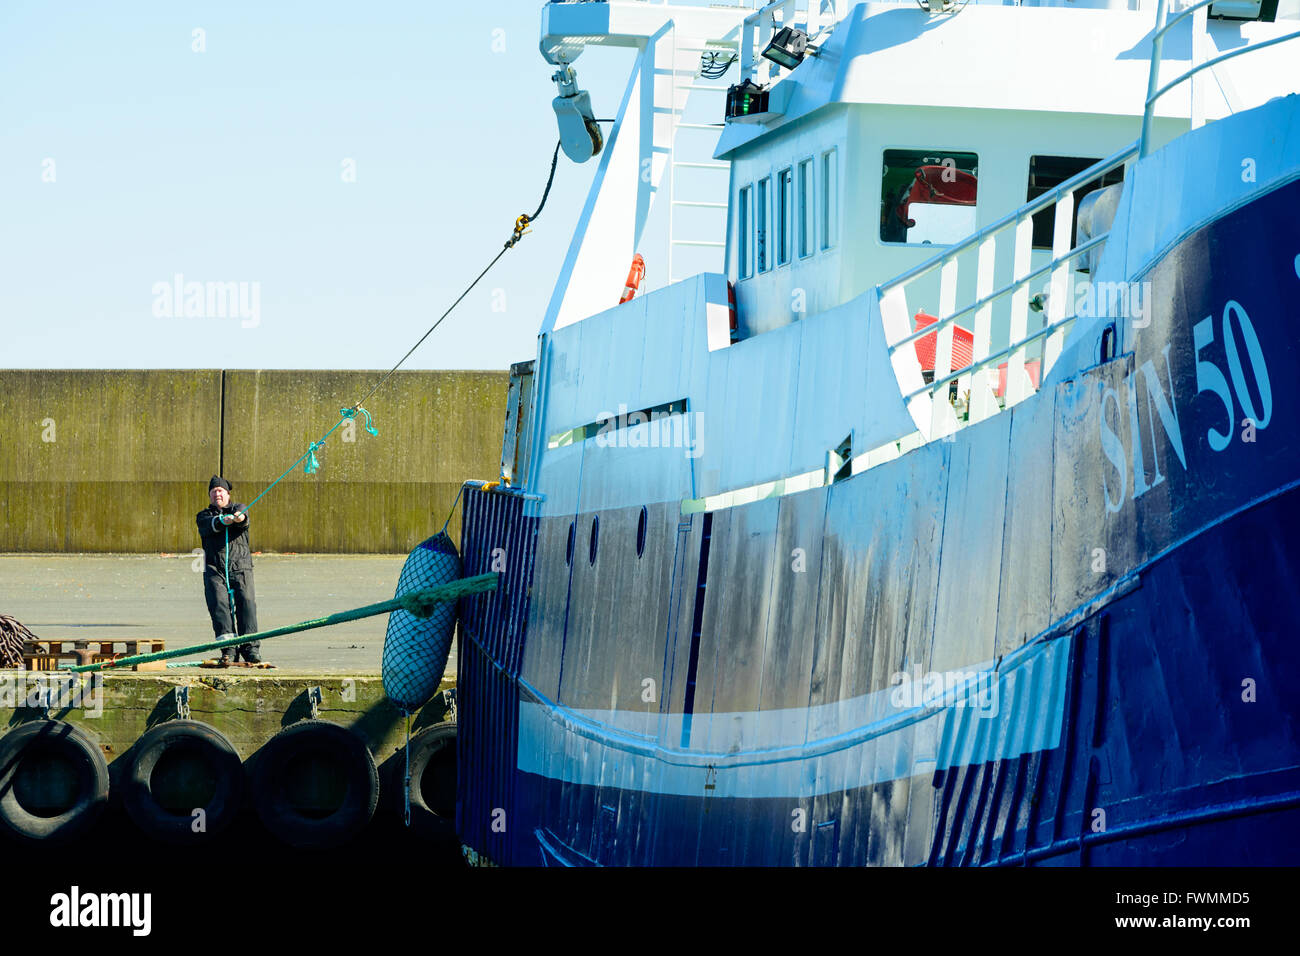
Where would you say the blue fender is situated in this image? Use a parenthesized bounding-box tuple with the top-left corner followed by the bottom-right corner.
(382, 532, 462, 712)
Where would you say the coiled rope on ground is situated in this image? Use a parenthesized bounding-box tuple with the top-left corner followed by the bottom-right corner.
(0, 615, 37, 668)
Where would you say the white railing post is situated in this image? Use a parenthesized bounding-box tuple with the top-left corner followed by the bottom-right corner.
(1191, 3, 1208, 129)
(880, 283, 932, 439)
(968, 236, 999, 424)
(1003, 217, 1035, 407)
(1140, 0, 1171, 157)
(1042, 190, 1075, 379)
(760, 12, 775, 79)
(932, 259, 960, 439)
(741, 15, 756, 78)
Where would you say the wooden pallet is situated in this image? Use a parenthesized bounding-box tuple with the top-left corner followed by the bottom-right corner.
(22, 639, 167, 672)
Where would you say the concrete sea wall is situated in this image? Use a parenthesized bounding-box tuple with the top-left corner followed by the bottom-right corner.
(0, 369, 507, 553)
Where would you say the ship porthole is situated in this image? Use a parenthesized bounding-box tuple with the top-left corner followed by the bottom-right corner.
(589, 516, 600, 565)
(566, 521, 575, 566)
(636, 507, 647, 558)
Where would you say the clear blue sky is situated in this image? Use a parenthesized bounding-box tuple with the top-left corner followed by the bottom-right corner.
(0, 1, 634, 370)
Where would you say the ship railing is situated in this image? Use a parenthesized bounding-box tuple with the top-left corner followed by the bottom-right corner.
(1140, 0, 1300, 158)
(875, 140, 1139, 448)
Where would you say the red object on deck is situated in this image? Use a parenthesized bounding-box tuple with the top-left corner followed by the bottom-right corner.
(912, 311, 973, 372)
(913, 311, 1041, 397)
(996, 360, 1041, 397)
(727, 281, 738, 335)
(619, 254, 646, 305)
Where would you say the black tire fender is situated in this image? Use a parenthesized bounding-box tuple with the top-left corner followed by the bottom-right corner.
(401, 722, 457, 840)
(251, 719, 378, 849)
(122, 719, 243, 844)
(0, 720, 109, 843)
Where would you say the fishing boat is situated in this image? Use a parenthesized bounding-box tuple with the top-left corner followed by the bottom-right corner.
(453, 0, 1300, 865)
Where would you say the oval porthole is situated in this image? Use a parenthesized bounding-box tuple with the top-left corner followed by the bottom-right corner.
(566, 521, 575, 566)
(589, 516, 600, 565)
(636, 507, 647, 558)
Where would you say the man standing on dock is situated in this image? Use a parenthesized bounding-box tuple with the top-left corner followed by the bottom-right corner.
(196, 476, 263, 665)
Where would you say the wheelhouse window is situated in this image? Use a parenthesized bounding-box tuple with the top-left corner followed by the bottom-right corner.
(798, 158, 813, 258)
(820, 148, 837, 250)
(880, 149, 978, 245)
(1026, 155, 1125, 250)
(737, 184, 752, 279)
(757, 176, 771, 272)
(777, 167, 793, 266)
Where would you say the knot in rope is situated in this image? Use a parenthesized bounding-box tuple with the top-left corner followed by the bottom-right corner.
(340, 405, 379, 436)
(304, 440, 325, 475)
(396, 589, 442, 619)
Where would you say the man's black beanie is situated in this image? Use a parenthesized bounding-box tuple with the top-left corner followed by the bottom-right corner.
(209, 475, 232, 493)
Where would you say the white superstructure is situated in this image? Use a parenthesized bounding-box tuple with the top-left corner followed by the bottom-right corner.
(526, 0, 1300, 500)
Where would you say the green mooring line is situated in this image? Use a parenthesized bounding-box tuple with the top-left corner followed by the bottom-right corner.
(69, 572, 500, 673)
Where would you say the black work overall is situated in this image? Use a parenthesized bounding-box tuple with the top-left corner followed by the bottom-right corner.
(196, 503, 261, 662)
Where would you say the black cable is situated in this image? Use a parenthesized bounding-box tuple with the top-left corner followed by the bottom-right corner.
(526, 140, 562, 224)
(354, 140, 562, 410)
(353, 247, 511, 410)
(700, 51, 737, 79)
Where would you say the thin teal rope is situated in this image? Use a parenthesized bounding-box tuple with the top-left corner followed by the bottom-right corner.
(403, 712, 412, 827)
(242, 407, 378, 513)
(224, 524, 239, 638)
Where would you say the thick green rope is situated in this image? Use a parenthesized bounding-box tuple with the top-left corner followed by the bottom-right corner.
(69, 572, 499, 673)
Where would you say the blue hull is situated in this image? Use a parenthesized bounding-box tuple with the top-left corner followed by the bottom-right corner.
(460, 482, 1300, 866)
(456, 141, 1300, 866)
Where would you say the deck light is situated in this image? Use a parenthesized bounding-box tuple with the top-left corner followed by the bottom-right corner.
(725, 79, 769, 120)
(1208, 0, 1278, 20)
(761, 27, 810, 71)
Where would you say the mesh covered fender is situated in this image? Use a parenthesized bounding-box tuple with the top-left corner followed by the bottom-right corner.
(382, 532, 462, 711)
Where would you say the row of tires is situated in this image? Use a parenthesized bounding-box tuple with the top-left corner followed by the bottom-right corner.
(0, 717, 458, 848)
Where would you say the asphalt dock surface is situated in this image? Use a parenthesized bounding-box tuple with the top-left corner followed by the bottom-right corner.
(0, 553, 425, 675)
